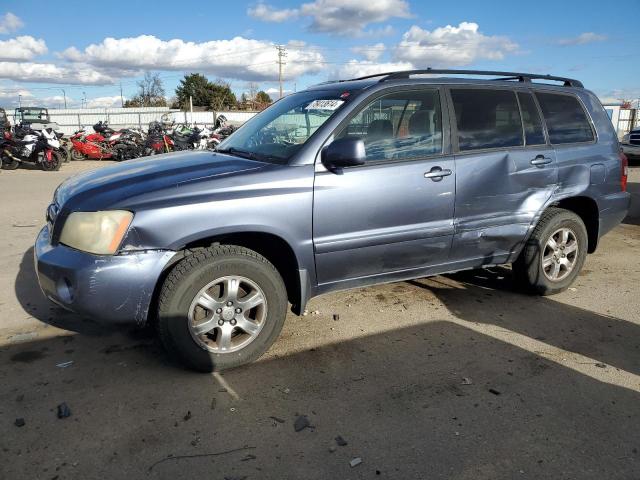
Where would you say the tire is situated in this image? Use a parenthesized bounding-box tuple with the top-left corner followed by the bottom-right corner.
(1, 155, 19, 170)
(70, 148, 85, 161)
(158, 245, 288, 372)
(41, 151, 62, 171)
(513, 207, 588, 295)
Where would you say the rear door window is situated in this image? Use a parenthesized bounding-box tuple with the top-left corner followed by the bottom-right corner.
(535, 92, 594, 144)
(451, 89, 523, 151)
(517, 92, 546, 145)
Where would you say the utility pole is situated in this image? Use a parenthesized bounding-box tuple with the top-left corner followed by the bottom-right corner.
(120, 83, 124, 107)
(60, 89, 67, 109)
(275, 45, 287, 99)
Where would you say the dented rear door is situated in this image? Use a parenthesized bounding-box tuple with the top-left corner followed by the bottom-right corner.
(447, 87, 558, 264)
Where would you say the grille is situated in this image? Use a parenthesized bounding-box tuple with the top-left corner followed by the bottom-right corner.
(630, 133, 640, 146)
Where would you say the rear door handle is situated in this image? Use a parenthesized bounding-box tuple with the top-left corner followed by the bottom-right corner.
(530, 155, 553, 166)
(424, 167, 452, 181)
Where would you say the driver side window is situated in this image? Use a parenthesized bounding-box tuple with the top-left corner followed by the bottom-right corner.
(336, 89, 443, 163)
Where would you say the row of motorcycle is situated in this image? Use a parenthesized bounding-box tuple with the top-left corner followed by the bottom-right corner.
(0, 115, 237, 171)
(70, 116, 237, 162)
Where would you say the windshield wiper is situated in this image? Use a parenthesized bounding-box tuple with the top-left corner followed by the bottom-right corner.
(216, 147, 258, 160)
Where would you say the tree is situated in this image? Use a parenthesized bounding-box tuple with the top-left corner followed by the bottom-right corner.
(175, 73, 237, 110)
(255, 91, 272, 104)
(124, 72, 167, 107)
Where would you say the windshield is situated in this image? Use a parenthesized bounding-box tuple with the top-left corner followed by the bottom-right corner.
(17, 108, 49, 122)
(217, 90, 349, 164)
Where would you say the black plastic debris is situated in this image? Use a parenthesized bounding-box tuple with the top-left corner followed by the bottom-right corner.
(335, 435, 348, 446)
(183, 411, 192, 421)
(57, 402, 71, 419)
(333, 314, 340, 321)
(488, 388, 501, 396)
(14, 418, 25, 427)
(294, 415, 310, 432)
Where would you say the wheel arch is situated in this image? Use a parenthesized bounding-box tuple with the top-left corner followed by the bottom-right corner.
(149, 231, 306, 324)
(551, 196, 600, 253)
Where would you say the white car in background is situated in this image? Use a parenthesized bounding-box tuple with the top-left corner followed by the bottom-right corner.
(621, 128, 640, 159)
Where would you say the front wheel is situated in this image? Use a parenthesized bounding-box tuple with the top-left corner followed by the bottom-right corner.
(158, 245, 288, 372)
(70, 148, 85, 161)
(513, 207, 588, 295)
(41, 151, 61, 171)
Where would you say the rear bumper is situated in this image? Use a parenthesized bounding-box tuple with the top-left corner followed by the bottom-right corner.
(34, 225, 175, 325)
(599, 191, 631, 239)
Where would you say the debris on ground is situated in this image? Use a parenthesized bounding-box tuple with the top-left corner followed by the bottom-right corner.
(488, 388, 501, 396)
(462, 377, 473, 385)
(335, 435, 348, 446)
(302, 310, 309, 316)
(269, 416, 285, 423)
(329, 446, 337, 453)
(595, 363, 607, 368)
(333, 314, 340, 321)
(12, 223, 36, 228)
(183, 411, 192, 421)
(14, 418, 25, 427)
(56, 360, 73, 368)
(210, 398, 216, 410)
(57, 402, 71, 419)
(294, 415, 310, 432)
(350, 457, 362, 467)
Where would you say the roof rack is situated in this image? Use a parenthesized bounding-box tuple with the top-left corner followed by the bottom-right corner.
(344, 69, 584, 88)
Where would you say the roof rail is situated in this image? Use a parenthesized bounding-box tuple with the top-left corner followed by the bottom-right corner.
(346, 69, 584, 88)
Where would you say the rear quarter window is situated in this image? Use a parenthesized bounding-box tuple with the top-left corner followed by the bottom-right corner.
(535, 92, 594, 144)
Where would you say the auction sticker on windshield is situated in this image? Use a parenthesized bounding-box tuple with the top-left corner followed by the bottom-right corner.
(305, 99, 344, 110)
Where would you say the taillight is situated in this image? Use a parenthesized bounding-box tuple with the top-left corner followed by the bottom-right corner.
(620, 151, 628, 192)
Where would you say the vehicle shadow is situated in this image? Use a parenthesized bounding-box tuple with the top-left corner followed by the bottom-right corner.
(414, 267, 640, 376)
(624, 181, 639, 226)
(1, 311, 639, 479)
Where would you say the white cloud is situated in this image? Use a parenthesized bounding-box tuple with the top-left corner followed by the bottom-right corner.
(0, 61, 114, 84)
(61, 34, 325, 81)
(301, 0, 410, 34)
(332, 59, 413, 79)
(86, 95, 124, 108)
(0, 13, 23, 34)
(0, 36, 47, 61)
(248, 3, 299, 22)
(249, 0, 410, 35)
(556, 32, 607, 46)
(351, 43, 386, 61)
(394, 22, 518, 67)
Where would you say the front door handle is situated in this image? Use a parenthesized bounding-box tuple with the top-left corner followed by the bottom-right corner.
(424, 167, 452, 181)
(530, 155, 552, 166)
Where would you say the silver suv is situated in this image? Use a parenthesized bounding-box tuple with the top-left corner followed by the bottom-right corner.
(35, 69, 631, 371)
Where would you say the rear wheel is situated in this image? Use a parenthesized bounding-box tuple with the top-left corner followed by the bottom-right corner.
(158, 245, 287, 372)
(1, 154, 19, 170)
(513, 207, 588, 295)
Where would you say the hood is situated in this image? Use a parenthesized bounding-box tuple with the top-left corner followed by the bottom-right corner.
(55, 151, 266, 212)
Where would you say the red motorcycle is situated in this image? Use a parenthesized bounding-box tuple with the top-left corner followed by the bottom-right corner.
(144, 121, 174, 155)
(70, 122, 122, 160)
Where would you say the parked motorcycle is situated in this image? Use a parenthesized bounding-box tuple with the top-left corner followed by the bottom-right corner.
(0, 128, 62, 171)
(144, 121, 174, 155)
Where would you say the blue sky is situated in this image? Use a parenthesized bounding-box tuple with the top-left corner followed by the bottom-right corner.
(0, 0, 638, 108)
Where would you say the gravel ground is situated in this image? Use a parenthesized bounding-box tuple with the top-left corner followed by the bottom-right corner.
(0, 160, 639, 479)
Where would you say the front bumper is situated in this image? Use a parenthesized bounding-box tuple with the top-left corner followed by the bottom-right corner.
(34, 225, 175, 325)
(621, 143, 640, 158)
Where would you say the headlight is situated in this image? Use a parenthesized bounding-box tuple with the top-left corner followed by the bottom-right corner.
(60, 211, 133, 255)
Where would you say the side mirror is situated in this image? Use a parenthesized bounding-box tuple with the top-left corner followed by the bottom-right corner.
(321, 137, 366, 171)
